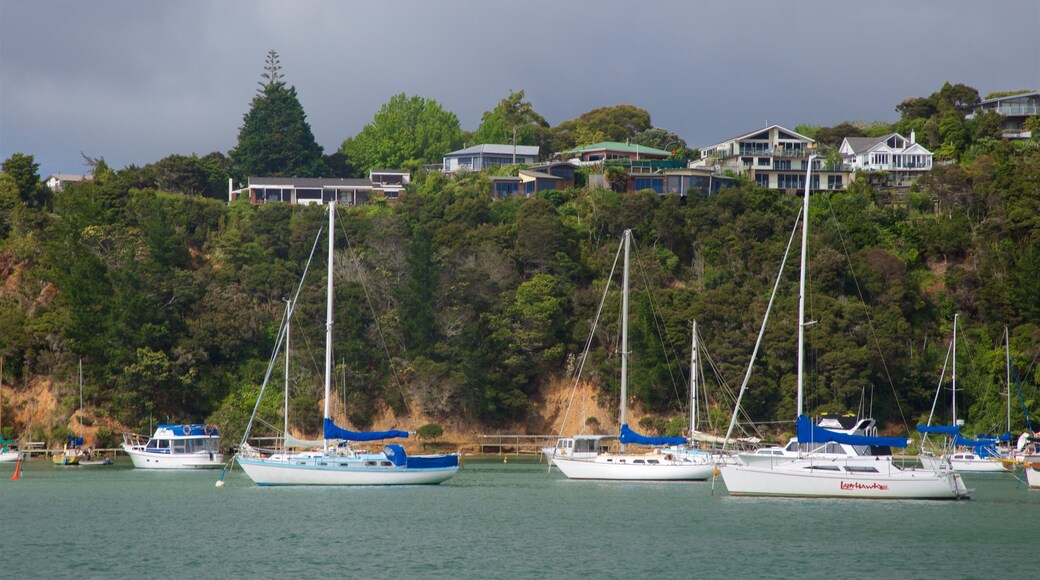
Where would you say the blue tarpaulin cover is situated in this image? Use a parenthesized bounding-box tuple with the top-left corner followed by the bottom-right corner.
(323, 418, 408, 442)
(619, 424, 686, 446)
(798, 415, 909, 448)
(952, 434, 1000, 457)
(383, 444, 459, 469)
(384, 444, 407, 466)
(975, 431, 1012, 442)
(916, 424, 962, 436)
(67, 435, 84, 447)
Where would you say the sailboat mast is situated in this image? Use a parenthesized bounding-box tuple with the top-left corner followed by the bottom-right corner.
(620, 229, 631, 433)
(690, 320, 698, 437)
(284, 299, 291, 446)
(1005, 326, 1011, 434)
(324, 202, 335, 422)
(952, 313, 958, 425)
(79, 358, 83, 440)
(796, 155, 814, 418)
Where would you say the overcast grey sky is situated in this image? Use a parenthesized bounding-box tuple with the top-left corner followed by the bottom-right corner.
(2, 0, 1038, 178)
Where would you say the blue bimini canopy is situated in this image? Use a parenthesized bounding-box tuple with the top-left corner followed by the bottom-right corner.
(798, 415, 909, 448)
(975, 431, 1012, 442)
(383, 444, 459, 469)
(953, 434, 1000, 457)
(67, 435, 84, 447)
(619, 424, 686, 446)
(916, 425, 962, 436)
(323, 418, 408, 442)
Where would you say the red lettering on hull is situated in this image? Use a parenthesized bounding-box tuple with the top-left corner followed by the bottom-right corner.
(840, 480, 889, 491)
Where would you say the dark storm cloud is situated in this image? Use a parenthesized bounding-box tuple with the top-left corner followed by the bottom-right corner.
(2, 0, 1037, 178)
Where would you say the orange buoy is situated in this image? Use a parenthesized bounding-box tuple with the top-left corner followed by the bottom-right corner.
(11, 454, 23, 480)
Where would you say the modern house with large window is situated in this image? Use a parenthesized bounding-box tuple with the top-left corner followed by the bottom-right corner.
(229, 177, 374, 205)
(369, 169, 410, 203)
(839, 132, 932, 186)
(693, 124, 852, 191)
(561, 141, 672, 164)
(442, 144, 539, 173)
(966, 91, 1039, 139)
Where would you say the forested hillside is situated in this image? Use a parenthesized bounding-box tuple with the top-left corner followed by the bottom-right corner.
(2, 77, 1039, 447)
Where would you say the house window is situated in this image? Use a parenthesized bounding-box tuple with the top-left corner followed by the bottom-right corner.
(755, 173, 770, 188)
(493, 181, 518, 196)
(757, 157, 771, 167)
(774, 159, 791, 170)
(827, 175, 843, 189)
(633, 177, 663, 193)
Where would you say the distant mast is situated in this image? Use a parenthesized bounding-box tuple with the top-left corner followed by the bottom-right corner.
(796, 155, 815, 418)
(324, 202, 335, 445)
(620, 229, 631, 450)
(690, 320, 698, 438)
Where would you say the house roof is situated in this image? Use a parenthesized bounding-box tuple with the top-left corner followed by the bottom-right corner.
(46, 173, 89, 182)
(842, 136, 888, 154)
(518, 169, 561, 180)
(445, 144, 540, 157)
(565, 141, 671, 156)
(248, 177, 372, 188)
(975, 91, 1039, 106)
(842, 133, 930, 155)
(710, 124, 816, 147)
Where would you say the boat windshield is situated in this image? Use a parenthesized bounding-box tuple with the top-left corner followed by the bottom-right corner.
(173, 438, 219, 454)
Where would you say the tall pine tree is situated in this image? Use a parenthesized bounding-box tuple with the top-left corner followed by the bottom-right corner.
(229, 50, 324, 181)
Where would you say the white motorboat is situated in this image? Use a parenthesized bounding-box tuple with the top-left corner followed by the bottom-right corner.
(235, 202, 458, 486)
(541, 434, 617, 464)
(122, 424, 223, 469)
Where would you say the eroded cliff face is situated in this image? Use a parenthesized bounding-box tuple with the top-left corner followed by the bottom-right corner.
(1, 373, 627, 448)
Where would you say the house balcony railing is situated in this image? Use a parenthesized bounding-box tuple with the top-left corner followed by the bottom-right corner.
(713, 147, 816, 160)
(604, 158, 687, 172)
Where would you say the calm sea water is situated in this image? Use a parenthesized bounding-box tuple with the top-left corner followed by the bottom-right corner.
(1, 456, 1034, 579)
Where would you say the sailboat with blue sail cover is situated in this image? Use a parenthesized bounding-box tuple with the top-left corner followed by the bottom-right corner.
(235, 202, 459, 486)
(718, 157, 970, 499)
(550, 230, 716, 481)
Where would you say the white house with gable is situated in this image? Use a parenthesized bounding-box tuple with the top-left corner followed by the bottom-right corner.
(839, 132, 932, 186)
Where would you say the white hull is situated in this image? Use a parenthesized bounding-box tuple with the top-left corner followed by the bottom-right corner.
(720, 458, 969, 499)
(1026, 464, 1040, 489)
(948, 457, 1010, 473)
(552, 454, 716, 481)
(236, 456, 458, 485)
(0, 451, 19, 463)
(921, 452, 1010, 473)
(1024, 455, 1040, 489)
(123, 445, 223, 469)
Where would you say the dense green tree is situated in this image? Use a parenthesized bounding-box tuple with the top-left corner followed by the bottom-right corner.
(340, 93, 463, 174)
(471, 90, 548, 156)
(229, 50, 324, 180)
(1, 153, 49, 208)
(630, 127, 686, 152)
(814, 122, 866, 149)
(549, 105, 652, 152)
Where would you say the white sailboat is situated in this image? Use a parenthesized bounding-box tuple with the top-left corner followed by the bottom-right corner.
(550, 230, 716, 481)
(235, 202, 459, 486)
(917, 314, 1009, 473)
(719, 157, 970, 499)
